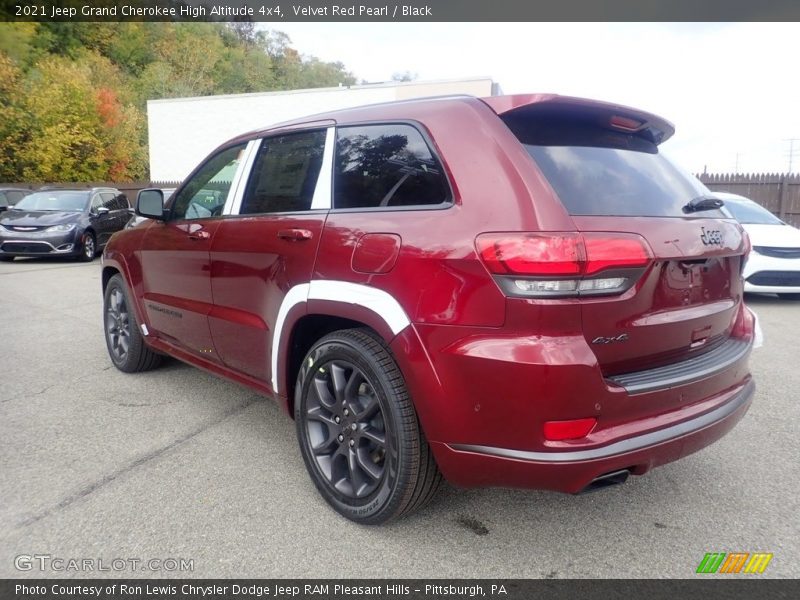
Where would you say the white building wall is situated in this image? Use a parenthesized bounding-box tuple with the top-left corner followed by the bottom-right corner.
(147, 77, 496, 182)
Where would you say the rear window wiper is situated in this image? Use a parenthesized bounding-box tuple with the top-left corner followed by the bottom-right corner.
(683, 195, 724, 213)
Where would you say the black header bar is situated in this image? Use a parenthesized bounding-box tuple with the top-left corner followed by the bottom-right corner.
(2, 0, 800, 22)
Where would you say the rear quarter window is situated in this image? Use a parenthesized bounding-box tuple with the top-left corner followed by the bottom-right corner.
(333, 124, 451, 210)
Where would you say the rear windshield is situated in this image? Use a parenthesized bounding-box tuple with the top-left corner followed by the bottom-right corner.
(524, 144, 719, 218)
(502, 107, 722, 218)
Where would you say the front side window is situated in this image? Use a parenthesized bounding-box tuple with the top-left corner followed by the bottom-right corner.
(333, 124, 450, 209)
(240, 130, 326, 215)
(171, 143, 247, 220)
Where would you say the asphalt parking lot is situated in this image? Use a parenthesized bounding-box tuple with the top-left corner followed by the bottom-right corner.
(0, 258, 798, 579)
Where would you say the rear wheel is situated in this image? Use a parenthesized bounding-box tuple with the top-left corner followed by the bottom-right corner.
(103, 274, 162, 372)
(295, 328, 441, 524)
(778, 293, 800, 301)
(78, 232, 95, 262)
(0, 256, 13, 262)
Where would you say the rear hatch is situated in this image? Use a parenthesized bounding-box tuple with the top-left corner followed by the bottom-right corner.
(484, 95, 749, 377)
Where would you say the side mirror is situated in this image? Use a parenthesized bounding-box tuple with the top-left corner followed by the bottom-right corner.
(136, 189, 165, 220)
(95, 206, 111, 217)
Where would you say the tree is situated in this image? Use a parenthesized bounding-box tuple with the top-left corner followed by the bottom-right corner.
(0, 22, 359, 182)
(392, 71, 418, 82)
(0, 51, 26, 181)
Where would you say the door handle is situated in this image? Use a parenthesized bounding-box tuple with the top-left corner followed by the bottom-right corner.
(187, 230, 210, 241)
(278, 229, 313, 241)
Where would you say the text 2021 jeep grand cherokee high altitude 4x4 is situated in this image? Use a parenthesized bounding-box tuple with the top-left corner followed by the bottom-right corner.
(101, 94, 757, 524)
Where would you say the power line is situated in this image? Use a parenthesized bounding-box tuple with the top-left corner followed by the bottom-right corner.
(784, 138, 800, 173)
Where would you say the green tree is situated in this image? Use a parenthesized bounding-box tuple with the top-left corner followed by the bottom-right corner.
(0, 51, 27, 181)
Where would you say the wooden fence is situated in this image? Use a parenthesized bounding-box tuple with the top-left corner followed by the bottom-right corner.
(1, 181, 181, 203)
(5, 174, 800, 228)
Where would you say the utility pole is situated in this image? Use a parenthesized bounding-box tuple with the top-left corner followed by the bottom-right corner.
(785, 138, 800, 173)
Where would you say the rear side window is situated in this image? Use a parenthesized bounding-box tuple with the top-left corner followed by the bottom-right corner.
(504, 111, 720, 218)
(241, 130, 326, 214)
(334, 124, 450, 209)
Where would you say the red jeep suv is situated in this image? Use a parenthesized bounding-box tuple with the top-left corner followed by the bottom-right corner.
(102, 94, 757, 524)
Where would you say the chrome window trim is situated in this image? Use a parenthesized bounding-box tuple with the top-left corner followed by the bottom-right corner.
(310, 127, 335, 210)
(225, 139, 261, 216)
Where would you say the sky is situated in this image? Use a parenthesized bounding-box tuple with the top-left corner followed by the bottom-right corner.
(265, 22, 800, 175)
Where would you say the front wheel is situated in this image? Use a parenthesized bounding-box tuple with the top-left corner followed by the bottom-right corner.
(103, 274, 162, 372)
(778, 293, 800, 301)
(295, 328, 441, 524)
(78, 232, 95, 262)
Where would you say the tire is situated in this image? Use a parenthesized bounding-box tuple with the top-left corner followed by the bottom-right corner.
(0, 256, 13, 262)
(103, 274, 162, 373)
(78, 231, 95, 262)
(294, 328, 441, 524)
(778, 293, 800, 301)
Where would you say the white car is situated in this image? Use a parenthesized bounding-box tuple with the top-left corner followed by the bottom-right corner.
(716, 192, 800, 300)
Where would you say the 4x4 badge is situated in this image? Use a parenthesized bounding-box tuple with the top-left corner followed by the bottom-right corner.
(592, 334, 629, 345)
(700, 226, 723, 246)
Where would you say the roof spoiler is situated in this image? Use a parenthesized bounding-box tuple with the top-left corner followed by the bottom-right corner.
(482, 94, 675, 146)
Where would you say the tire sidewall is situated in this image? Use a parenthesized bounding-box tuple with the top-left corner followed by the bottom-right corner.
(295, 334, 409, 523)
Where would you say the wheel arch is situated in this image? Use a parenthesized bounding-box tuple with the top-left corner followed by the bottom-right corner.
(283, 314, 376, 415)
(101, 265, 120, 292)
(274, 280, 414, 413)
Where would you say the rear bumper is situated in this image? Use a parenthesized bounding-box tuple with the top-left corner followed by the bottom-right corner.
(434, 378, 754, 492)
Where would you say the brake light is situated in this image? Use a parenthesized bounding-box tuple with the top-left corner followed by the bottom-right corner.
(609, 115, 644, 131)
(477, 232, 582, 276)
(582, 234, 652, 275)
(476, 232, 652, 298)
(543, 417, 597, 441)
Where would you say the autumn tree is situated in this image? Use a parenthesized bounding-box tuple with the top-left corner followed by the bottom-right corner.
(0, 22, 358, 182)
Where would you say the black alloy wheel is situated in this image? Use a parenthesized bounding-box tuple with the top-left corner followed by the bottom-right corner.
(105, 286, 131, 363)
(304, 358, 389, 499)
(295, 328, 441, 524)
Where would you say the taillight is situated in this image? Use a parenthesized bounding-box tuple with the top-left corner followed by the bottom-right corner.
(731, 302, 755, 339)
(476, 232, 652, 298)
